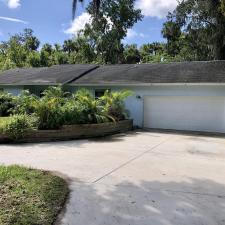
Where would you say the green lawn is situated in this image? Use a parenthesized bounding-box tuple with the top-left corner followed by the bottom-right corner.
(0, 165, 69, 225)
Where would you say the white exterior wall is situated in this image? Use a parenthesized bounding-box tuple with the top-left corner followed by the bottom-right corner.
(0, 86, 23, 96)
(2, 84, 225, 129)
(70, 85, 225, 128)
(125, 85, 225, 128)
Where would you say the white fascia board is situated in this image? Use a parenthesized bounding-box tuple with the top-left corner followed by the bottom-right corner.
(68, 83, 225, 87)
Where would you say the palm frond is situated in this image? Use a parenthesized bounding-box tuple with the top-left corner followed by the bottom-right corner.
(72, 0, 79, 20)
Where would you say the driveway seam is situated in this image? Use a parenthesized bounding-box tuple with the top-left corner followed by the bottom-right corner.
(92, 136, 172, 183)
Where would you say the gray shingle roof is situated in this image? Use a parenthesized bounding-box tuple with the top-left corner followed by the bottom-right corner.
(0, 61, 225, 86)
(71, 61, 225, 84)
(0, 64, 98, 85)
(0, 67, 47, 85)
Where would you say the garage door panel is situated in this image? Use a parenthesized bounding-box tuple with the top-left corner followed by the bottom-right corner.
(144, 96, 225, 133)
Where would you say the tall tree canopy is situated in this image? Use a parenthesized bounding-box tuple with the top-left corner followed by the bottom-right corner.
(0, 28, 170, 71)
(0, 29, 40, 70)
(162, 0, 225, 60)
(72, 0, 100, 19)
(2, 0, 225, 70)
(82, 0, 143, 64)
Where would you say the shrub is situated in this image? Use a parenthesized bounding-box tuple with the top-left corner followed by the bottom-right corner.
(100, 90, 133, 121)
(1, 87, 132, 131)
(34, 100, 64, 130)
(62, 100, 85, 125)
(0, 92, 15, 117)
(12, 90, 39, 114)
(31, 86, 69, 130)
(34, 98, 64, 130)
(41, 86, 68, 101)
(73, 89, 114, 124)
(1, 114, 37, 140)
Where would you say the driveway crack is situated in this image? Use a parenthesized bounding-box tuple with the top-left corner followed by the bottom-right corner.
(92, 136, 172, 183)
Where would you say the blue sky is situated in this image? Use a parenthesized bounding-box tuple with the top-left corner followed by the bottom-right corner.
(0, 0, 178, 46)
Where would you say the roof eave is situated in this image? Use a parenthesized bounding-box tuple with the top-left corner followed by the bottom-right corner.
(0, 83, 61, 86)
(68, 82, 225, 86)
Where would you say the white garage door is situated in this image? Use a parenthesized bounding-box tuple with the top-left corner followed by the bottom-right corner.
(144, 96, 225, 133)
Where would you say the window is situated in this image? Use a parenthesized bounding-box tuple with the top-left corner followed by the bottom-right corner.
(95, 89, 110, 99)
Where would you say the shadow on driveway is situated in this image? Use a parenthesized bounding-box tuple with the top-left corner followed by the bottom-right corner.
(61, 178, 225, 225)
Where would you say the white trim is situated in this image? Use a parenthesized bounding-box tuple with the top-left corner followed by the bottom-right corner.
(1, 83, 225, 87)
(68, 83, 225, 87)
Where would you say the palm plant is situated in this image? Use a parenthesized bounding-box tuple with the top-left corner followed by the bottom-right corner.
(34, 87, 66, 129)
(100, 90, 133, 121)
(12, 90, 38, 115)
(0, 91, 16, 117)
(72, 0, 100, 19)
(74, 89, 114, 124)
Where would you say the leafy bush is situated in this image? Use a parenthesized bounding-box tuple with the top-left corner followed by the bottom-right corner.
(73, 89, 114, 124)
(62, 100, 85, 125)
(12, 90, 38, 114)
(0, 117, 11, 130)
(34, 89, 64, 130)
(0, 114, 37, 140)
(0, 92, 15, 117)
(4, 87, 132, 131)
(34, 100, 63, 130)
(41, 86, 69, 100)
(100, 90, 133, 121)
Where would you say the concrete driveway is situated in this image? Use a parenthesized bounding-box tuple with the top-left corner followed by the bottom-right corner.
(0, 131, 225, 225)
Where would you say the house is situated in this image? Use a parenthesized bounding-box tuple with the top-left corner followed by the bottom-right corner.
(0, 61, 225, 133)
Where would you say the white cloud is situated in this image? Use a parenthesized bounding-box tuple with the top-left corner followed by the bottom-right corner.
(123, 29, 148, 44)
(126, 29, 138, 39)
(139, 33, 148, 38)
(135, 0, 178, 18)
(0, 16, 28, 24)
(6, 0, 21, 9)
(126, 29, 148, 40)
(64, 12, 91, 36)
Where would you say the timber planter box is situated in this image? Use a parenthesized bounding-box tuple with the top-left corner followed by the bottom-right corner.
(0, 133, 10, 143)
(1, 120, 133, 143)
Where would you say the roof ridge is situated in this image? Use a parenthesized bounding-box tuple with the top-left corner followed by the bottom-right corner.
(64, 65, 99, 85)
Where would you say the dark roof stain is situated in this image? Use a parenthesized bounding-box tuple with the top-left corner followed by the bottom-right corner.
(0, 64, 98, 85)
(71, 61, 225, 84)
(0, 61, 225, 85)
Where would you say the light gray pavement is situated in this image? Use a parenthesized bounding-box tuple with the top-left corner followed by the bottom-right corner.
(0, 131, 225, 225)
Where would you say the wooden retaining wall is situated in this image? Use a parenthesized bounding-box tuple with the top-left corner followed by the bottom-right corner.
(0, 133, 9, 143)
(0, 120, 133, 143)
